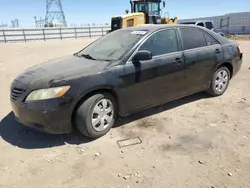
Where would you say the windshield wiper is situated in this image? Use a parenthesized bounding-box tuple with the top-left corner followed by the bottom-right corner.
(80, 54, 96, 60)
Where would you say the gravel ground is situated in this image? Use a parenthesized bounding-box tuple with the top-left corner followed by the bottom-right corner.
(0, 39, 250, 188)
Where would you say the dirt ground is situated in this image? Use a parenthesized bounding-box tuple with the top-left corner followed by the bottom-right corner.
(230, 34, 250, 41)
(0, 38, 250, 188)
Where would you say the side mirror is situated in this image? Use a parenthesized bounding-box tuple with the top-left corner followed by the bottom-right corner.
(163, 1, 166, 7)
(132, 50, 152, 63)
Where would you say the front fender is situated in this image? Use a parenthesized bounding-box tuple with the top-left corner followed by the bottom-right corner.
(69, 84, 122, 117)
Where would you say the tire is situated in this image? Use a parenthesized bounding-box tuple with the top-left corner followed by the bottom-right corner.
(75, 93, 117, 139)
(206, 66, 231, 97)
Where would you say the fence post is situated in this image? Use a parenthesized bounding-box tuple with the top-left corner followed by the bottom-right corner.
(89, 27, 91, 38)
(74, 27, 77, 39)
(23, 29, 26, 42)
(59, 27, 62, 40)
(3, 30, 7, 43)
(43, 28, 46, 41)
(102, 27, 104, 36)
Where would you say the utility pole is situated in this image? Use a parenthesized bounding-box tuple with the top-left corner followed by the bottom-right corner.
(15, 19, 19, 27)
(45, 0, 67, 27)
(10, 19, 19, 28)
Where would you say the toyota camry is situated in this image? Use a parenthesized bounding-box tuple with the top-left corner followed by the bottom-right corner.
(10, 24, 243, 138)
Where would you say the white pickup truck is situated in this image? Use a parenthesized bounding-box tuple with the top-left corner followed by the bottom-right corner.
(179, 20, 230, 38)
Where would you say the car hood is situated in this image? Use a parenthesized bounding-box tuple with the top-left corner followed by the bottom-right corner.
(12, 55, 110, 89)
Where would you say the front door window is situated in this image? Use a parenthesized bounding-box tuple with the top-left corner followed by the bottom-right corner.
(139, 29, 179, 56)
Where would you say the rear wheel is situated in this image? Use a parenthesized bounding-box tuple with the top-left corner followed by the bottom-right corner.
(75, 93, 117, 138)
(206, 66, 230, 96)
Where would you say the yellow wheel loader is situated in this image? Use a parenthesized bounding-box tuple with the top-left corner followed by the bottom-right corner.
(108, 0, 178, 33)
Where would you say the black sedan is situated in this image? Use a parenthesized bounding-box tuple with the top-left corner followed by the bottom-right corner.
(10, 24, 243, 138)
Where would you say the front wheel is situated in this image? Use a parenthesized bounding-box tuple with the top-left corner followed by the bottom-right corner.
(206, 66, 230, 96)
(75, 93, 117, 139)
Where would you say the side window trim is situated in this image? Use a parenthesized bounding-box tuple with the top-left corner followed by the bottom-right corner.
(179, 44, 216, 53)
(126, 28, 181, 63)
(177, 27, 186, 51)
(151, 51, 183, 59)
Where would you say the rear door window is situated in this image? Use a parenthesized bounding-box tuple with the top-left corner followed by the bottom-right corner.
(205, 33, 219, 46)
(139, 29, 179, 56)
(180, 28, 207, 50)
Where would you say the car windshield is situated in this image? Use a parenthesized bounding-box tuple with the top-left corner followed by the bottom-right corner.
(77, 29, 147, 61)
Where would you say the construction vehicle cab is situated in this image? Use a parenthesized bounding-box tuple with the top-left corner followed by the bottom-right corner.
(132, 0, 162, 16)
(109, 0, 177, 32)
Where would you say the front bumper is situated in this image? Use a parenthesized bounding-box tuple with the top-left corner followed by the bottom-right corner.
(10, 98, 73, 134)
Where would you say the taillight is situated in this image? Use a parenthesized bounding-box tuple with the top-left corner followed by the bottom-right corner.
(228, 29, 231, 36)
(237, 46, 242, 59)
(237, 46, 241, 54)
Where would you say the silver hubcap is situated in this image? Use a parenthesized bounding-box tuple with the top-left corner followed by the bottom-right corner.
(91, 99, 114, 132)
(214, 70, 229, 93)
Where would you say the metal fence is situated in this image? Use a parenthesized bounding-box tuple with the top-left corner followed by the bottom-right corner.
(179, 12, 250, 35)
(0, 26, 111, 43)
(1, 12, 249, 43)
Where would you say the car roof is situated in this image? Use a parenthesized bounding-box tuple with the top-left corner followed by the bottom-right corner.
(121, 24, 198, 32)
(120, 24, 230, 45)
(179, 20, 213, 23)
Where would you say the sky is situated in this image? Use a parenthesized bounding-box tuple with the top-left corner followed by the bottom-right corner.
(0, 0, 249, 28)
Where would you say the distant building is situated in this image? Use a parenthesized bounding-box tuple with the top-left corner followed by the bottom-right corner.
(44, 22, 64, 27)
(179, 12, 250, 34)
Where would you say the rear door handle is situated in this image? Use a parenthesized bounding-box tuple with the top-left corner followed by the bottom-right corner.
(215, 49, 221, 54)
(174, 58, 183, 65)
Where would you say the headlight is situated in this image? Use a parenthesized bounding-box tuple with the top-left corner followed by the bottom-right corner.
(26, 86, 70, 101)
